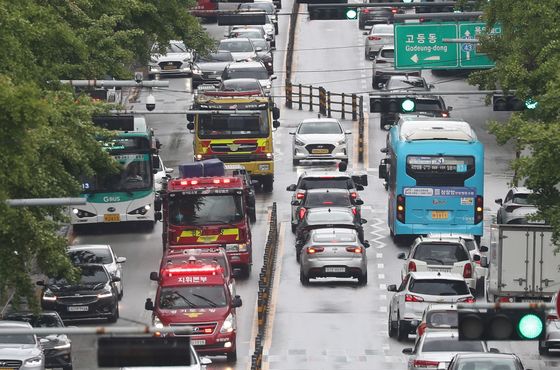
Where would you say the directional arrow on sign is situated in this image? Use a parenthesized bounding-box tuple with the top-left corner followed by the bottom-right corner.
(411, 54, 419, 64)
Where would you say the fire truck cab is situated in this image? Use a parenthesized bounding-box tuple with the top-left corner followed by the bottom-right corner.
(145, 257, 242, 362)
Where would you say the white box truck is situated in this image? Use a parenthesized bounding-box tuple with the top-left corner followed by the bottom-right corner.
(483, 224, 560, 302)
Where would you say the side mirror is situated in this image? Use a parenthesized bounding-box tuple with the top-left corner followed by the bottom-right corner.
(379, 163, 387, 180)
(200, 357, 212, 365)
(270, 75, 277, 81)
(255, 47, 263, 52)
(116, 256, 127, 264)
(154, 197, 162, 212)
(165, 168, 174, 174)
(363, 31, 369, 35)
(387, 284, 397, 292)
(363, 240, 370, 249)
(380, 147, 388, 154)
(149, 272, 159, 281)
(186, 122, 194, 130)
(232, 295, 243, 308)
(291, 200, 301, 206)
(155, 211, 162, 222)
(345, 130, 352, 135)
(495, 198, 503, 206)
(186, 113, 195, 123)
(272, 106, 280, 120)
(397, 252, 406, 260)
(447, 106, 453, 112)
(144, 298, 154, 311)
(360, 218, 367, 224)
(473, 254, 481, 262)
(428, 84, 435, 89)
(111, 275, 121, 283)
(273, 120, 280, 128)
(152, 155, 159, 170)
(481, 256, 488, 268)
(479, 245, 488, 253)
(489, 348, 500, 353)
(354, 199, 364, 205)
(289, 132, 295, 135)
(286, 184, 297, 192)
(356, 184, 364, 191)
(36, 280, 45, 286)
(402, 347, 414, 355)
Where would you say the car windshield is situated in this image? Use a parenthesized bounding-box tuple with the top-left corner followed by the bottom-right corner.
(50, 266, 108, 286)
(512, 193, 531, 204)
(198, 111, 269, 138)
(169, 194, 244, 226)
(298, 121, 342, 134)
(159, 286, 227, 309)
(239, 3, 274, 13)
(0, 333, 36, 345)
(371, 25, 394, 34)
(167, 42, 188, 53)
(68, 248, 113, 264)
(300, 177, 354, 190)
(454, 358, 518, 370)
(421, 337, 484, 352)
(224, 67, 269, 80)
(305, 192, 351, 207)
(413, 243, 469, 265)
(251, 39, 268, 50)
(219, 40, 254, 53)
(306, 210, 354, 223)
(464, 240, 477, 252)
(231, 30, 263, 39)
(5, 314, 63, 328)
(427, 311, 458, 328)
(198, 52, 233, 62)
(222, 79, 261, 91)
(409, 279, 469, 295)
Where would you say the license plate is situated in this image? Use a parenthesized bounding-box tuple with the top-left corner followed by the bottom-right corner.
(521, 299, 542, 303)
(312, 149, 329, 154)
(432, 211, 449, 220)
(68, 306, 89, 312)
(0, 368, 15, 370)
(325, 267, 346, 273)
(191, 339, 206, 346)
(163, 65, 176, 70)
(104, 214, 120, 222)
(259, 164, 270, 171)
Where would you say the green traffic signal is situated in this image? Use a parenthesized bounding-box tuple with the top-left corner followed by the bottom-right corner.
(518, 313, 544, 339)
(524, 98, 538, 110)
(401, 98, 416, 112)
(345, 8, 358, 20)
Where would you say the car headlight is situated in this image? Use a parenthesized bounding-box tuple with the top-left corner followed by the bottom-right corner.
(192, 66, 202, 75)
(153, 315, 164, 329)
(128, 204, 151, 215)
(43, 289, 57, 301)
(54, 341, 72, 350)
(294, 138, 305, 146)
(97, 289, 113, 299)
(25, 356, 43, 366)
(220, 313, 235, 333)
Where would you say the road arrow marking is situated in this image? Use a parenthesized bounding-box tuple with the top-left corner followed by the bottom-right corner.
(410, 54, 419, 63)
(424, 56, 441, 61)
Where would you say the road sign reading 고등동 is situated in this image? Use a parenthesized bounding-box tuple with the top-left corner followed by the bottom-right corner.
(394, 22, 501, 70)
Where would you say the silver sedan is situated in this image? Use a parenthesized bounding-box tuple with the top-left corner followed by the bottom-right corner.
(299, 228, 369, 285)
(402, 331, 491, 370)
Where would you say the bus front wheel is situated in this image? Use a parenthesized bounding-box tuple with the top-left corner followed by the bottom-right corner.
(262, 176, 274, 193)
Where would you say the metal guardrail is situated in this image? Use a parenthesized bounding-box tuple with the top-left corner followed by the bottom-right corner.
(250, 203, 278, 370)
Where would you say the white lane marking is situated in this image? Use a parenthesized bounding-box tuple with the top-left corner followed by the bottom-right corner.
(378, 273, 385, 280)
(380, 294, 387, 300)
(376, 253, 383, 259)
(377, 263, 384, 269)
(368, 217, 387, 249)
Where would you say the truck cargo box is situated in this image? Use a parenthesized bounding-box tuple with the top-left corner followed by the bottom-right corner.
(201, 158, 225, 177)
(179, 162, 204, 178)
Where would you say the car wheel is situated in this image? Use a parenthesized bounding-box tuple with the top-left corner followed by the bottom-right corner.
(496, 212, 502, 224)
(262, 176, 273, 192)
(397, 314, 409, 341)
(296, 246, 302, 263)
(365, 49, 369, 60)
(372, 77, 378, 90)
(538, 340, 549, 355)
(62, 364, 73, 370)
(300, 268, 309, 285)
(249, 209, 257, 223)
(108, 304, 119, 324)
(226, 348, 237, 362)
(291, 223, 297, 233)
(292, 158, 300, 166)
(239, 264, 251, 278)
(358, 21, 365, 30)
(118, 283, 124, 301)
(358, 271, 367, 285)
(388, 311, 397, 338)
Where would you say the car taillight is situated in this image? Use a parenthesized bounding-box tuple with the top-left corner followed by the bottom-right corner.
(296, 192, 305, 199)
(463, 263, 473, 278)
(499, 297, 514, 303)
(547, 314, 558, 321)
(417, 323, 427, 337)
(405, 294, 424, 302)
(307, 246, 324, 254)
(391, 8, 398, 14)
(368, 36, 382, 41)
(361, 8, 369, 13)
(408, 261, 416, 272)
(458, 296, 476, 303)
(397, 194, 405, 223)
(322, 201, 333, 205)
(413, 360, 439, 368)
(441, 111, 449, 118)
(475, 195, 483, 224)
(346, 246, 362, 254)
(299, 208, 307, 220)
(350, 192, 358, 199)
(352, 207, 357, 215)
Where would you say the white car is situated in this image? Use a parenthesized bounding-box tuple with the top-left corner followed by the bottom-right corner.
(148, 41, 200, 79)
(67, 244, 126, 299)
(290, 118, 350, 165)
(0, 321, 45, 370)
(154, 155, 174, 191)
(398, 235, 479, 291)
(363, 23, 394, 60)
(495, 187, 541, 224)
(539, 291, 560, 355)
(387, 271, 475, 341)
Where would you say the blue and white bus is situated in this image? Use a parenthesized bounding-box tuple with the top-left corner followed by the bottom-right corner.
(71, 115, 158, 230)
(379, 117, 484, 243)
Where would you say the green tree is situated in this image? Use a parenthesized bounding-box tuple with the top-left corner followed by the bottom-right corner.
(0, 0, 213, 306)
(469, 0, 560, 242)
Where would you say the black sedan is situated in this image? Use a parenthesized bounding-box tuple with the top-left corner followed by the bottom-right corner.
(192, 51, 234, 88)
(250, 38, 274, 75)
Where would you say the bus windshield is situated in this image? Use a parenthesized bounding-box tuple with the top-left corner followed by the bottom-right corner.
(82, 153, 153, 193)
(169, 194, 244, 226)
(406, 155, 475, 186)
(198, 112, 269, 138)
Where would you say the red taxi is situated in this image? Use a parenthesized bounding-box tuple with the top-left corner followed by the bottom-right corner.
(145, 257, 242, 362)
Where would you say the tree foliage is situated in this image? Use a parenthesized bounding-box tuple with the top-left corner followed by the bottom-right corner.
(0, 0, 212, 306)
(468, 0, 560, 243)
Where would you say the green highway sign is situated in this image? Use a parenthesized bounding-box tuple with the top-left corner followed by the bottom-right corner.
(394, 22, 501, 70)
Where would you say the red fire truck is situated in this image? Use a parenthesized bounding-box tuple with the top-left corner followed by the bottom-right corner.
(145, 257, 242, 362)
(155, 172, 254, 277)
(190, 0, 219, 22)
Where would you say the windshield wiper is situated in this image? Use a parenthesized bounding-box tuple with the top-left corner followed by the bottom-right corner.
(191, 294, 218, 308)
(174, 292, 197, 308)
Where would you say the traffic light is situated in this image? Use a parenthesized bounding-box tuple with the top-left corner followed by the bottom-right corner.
(458, 308, 546, 341)
(308, 4, 359, 20)
(492, 95, 538, 111)
(370, 96, 416, 113)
